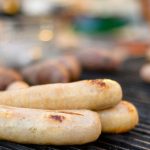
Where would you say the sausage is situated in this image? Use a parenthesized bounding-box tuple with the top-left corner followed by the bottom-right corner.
(97, 101, 139, 133)
(0, 106, 101, 145)
(58, 55, 81, 81)
(140, 64, 150, 83)
(7, 81, 29, 90)
(22, 60, 70, 85)
(0, 79, 122, 110)
(76, 49, 124, 71)
(0, 67, 22, 90)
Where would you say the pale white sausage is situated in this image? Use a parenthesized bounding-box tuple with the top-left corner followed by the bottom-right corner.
(97, 101, 139, 133)
(0, 79, 122, 110)
(7, 81, 29, 90)
(0, 106, 101, 145)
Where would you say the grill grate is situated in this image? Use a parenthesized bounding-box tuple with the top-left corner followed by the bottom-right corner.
(0, 58, 150, 150)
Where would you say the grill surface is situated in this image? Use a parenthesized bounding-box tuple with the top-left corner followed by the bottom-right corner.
(0, 58, 149, 150)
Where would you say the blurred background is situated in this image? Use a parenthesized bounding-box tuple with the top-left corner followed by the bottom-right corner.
(0, 0, 150, 85)
(0, 0, 149, 67)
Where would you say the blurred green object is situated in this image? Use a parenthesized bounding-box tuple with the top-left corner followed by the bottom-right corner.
(73, 16, 128, 35)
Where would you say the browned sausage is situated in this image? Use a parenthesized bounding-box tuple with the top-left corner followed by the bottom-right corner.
(76, 49, 124, 71)
(22, 60, 70, 85)
(0, 67, 22, 90)
(57, 55, 81, 81)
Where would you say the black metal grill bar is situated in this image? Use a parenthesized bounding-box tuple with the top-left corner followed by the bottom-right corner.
(138, 123, 150, 129)
(0, 141, 35, 150)
(48, 147, 58, 150)
(133, 138, 150, 146)
(73, 144, 106, 150)
(78, 145, 106, 150)
(100, 136, 148, 150)
(48, 148, 61, 150)
(88, 146, 106, 150)
(130, 130, 150, 140)
(28, 145, 60, 150)
(128, 131, 150, 144)
(0, 146, 13, 150)
(117, 133, 149, 147)
(97, 140, 129, 150)
(67, 147, 83, 150)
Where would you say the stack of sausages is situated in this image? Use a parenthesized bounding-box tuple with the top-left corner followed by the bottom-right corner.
(0, 79, 139, 145)
(0, 51, 139, 145)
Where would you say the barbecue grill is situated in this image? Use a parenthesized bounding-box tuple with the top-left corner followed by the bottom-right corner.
(0, 57, 149, 150)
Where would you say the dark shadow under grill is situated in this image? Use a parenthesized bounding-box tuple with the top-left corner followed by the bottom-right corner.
(0, 58, 149, 150)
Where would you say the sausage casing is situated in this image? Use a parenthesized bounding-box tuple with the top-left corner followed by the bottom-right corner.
(7, 81, 29, 90)
(22, 61, 70, 85)
(58, 55, 81, 81)
(0, 79, 122, 110)
(76, 50, 124, 71)
(97, 101, 139, 133)
(0, 106, 101, 145)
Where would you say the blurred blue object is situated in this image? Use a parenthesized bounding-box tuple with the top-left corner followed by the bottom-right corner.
(73, 15, 128, 35)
